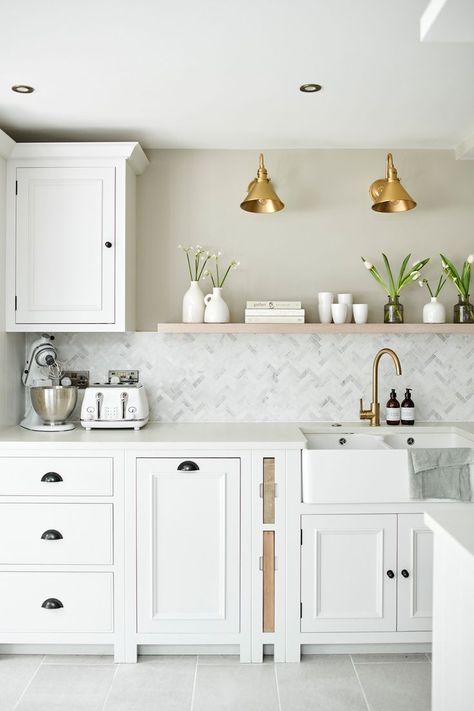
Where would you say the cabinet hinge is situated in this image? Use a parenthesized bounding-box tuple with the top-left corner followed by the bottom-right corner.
(300, 602, 303, 618)
(15, 181, 18, 196)
(14, 296, 17, 311)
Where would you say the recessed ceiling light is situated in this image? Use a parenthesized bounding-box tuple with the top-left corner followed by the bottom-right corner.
(11, 84, 35, 94)
(299, 83, 322, 93)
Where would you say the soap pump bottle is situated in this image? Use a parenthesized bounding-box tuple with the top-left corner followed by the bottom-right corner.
(401, 388, 415, 425)
(386, 389, 400, 426)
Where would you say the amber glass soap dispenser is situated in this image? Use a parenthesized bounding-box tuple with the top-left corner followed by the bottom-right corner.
(386, 389, 401, 426)
(401, 388, 415, 425)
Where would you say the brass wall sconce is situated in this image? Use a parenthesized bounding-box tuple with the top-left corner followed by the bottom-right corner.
(369, 153, 417, 213)
(240, 153, 284, 213)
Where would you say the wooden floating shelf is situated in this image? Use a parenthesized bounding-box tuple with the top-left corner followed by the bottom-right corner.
(157, 323, 474, 334)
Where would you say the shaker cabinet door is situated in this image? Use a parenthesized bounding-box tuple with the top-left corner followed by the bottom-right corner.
(15, 167, 116, 324)
(397, 513, 433, 631)
(301, 514, 398, 632)
(137, 458, 241, 634)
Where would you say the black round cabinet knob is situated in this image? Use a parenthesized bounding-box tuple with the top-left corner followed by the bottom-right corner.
(401, 569, 410, 578)
(105, 242, 112, 248)
(386, 570, 395, 579)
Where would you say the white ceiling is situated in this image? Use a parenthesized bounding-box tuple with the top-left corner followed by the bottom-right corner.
(1, 0, 474, 149)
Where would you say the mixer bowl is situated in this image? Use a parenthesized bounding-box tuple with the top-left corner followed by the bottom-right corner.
(30, 386, 78, 424)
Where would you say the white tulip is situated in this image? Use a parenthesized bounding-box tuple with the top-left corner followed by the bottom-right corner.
(467, 255, 474, 264)
(363, 260, 373, 270)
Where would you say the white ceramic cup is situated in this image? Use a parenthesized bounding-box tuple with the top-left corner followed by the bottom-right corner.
(353, 303, 369, 324)
(338, 293, 353, 323)
(331, 303, 347, 324)
(318, 292, 334, 324)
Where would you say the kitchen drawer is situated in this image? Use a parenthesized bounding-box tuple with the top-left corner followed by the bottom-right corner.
(0, 572, 113, 633)
(140, 457, 239, 474)
(0, 458, 113, 496)
(0, 504, 113, 564)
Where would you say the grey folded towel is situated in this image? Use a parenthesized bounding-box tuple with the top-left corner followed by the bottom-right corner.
(409, 448, 473, 500)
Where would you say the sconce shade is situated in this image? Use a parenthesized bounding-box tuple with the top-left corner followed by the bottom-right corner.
(240, 153, 284, 213)
(370, 153, 416, 213)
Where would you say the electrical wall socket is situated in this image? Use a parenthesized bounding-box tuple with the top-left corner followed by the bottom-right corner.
(108, 369, 139, 384)
(62, 370, 90, 389)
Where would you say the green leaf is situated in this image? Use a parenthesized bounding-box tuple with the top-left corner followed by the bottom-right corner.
(441, 254, 466, 297)
(462, 261, 471, 294)
(397, 253, 411, 292)
(382, 254, 396, 297)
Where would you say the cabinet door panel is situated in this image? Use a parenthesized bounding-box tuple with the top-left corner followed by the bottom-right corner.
(301, 514, 397, 632)
(15, 167, 115, 324)
(137, 458, 240, 634)
(397, 513, 433, 631)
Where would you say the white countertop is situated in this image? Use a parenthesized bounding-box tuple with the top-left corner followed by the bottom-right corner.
(0, 421, 474, 450)
(0, 422, 307, 450)
(425, 509, 474, 558)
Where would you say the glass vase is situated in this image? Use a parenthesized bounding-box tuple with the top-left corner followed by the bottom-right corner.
(453, 294, 474, 324)
(384, 296, 404, 324)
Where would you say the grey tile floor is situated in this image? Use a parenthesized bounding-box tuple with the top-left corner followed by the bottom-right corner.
(0, 652, 432, 711)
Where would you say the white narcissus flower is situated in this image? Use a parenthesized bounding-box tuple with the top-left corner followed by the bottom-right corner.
(411, 271, 420, 280)
(363, 260, 373, 270)
(418, 280, 425, 288)
(441, 261, 448, 269)
(467, 255, 474, 264)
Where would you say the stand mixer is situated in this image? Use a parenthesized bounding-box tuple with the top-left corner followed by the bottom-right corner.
(21, 334, 76, 432)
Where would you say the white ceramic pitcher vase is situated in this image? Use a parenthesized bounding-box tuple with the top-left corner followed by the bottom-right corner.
(204, 287, 230, 323)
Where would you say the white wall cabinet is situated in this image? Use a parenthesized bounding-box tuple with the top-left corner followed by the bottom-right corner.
(137, 457, 241, 635)
(301, 513, 433, 634)
(5, 143, 148, 332)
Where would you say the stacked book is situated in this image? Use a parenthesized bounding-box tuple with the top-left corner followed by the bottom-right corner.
(245, 301, 304, 323)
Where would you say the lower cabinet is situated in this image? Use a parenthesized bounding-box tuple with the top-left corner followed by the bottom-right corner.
(0, 572, 114, 633)
(301, 513, 433, 633)
(137, 457, 241, 635)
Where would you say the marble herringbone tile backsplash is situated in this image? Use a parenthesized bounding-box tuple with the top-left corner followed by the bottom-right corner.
(31, 333, 474, 422)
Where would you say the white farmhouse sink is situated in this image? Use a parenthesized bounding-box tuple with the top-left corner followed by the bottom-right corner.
(304, 433, 389, 450)
(383, 433, 473, 449)
(301, 428, 474, 504)
(301, 430, 408, 504)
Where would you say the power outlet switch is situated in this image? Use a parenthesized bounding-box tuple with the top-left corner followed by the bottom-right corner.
(62, 370, 90, 389)
(108, 370, 139, 384)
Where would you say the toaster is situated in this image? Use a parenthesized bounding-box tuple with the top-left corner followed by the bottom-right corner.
(80, 383, 149, 430)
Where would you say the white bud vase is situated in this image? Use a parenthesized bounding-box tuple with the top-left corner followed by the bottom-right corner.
(182, 281, 205, 323)
(423, 296, 446, 324)
(204, 287, 230, 323)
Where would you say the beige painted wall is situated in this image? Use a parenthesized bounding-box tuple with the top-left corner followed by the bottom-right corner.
(137, 149, 474, 330)
(0, 131, 24, 425)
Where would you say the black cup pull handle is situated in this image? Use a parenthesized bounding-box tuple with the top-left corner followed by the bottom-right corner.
(41, 472, 63, 483)
(401, 569, 410, 578)
(41, 529, 63, 541)
(386, 570, 395, 579)
(177, 460, 200, 471)
(41, 598, 64, 610)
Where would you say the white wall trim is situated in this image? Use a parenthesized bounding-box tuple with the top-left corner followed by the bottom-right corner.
(10, 142, 149, 174)
(0, 129, 15, 160)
